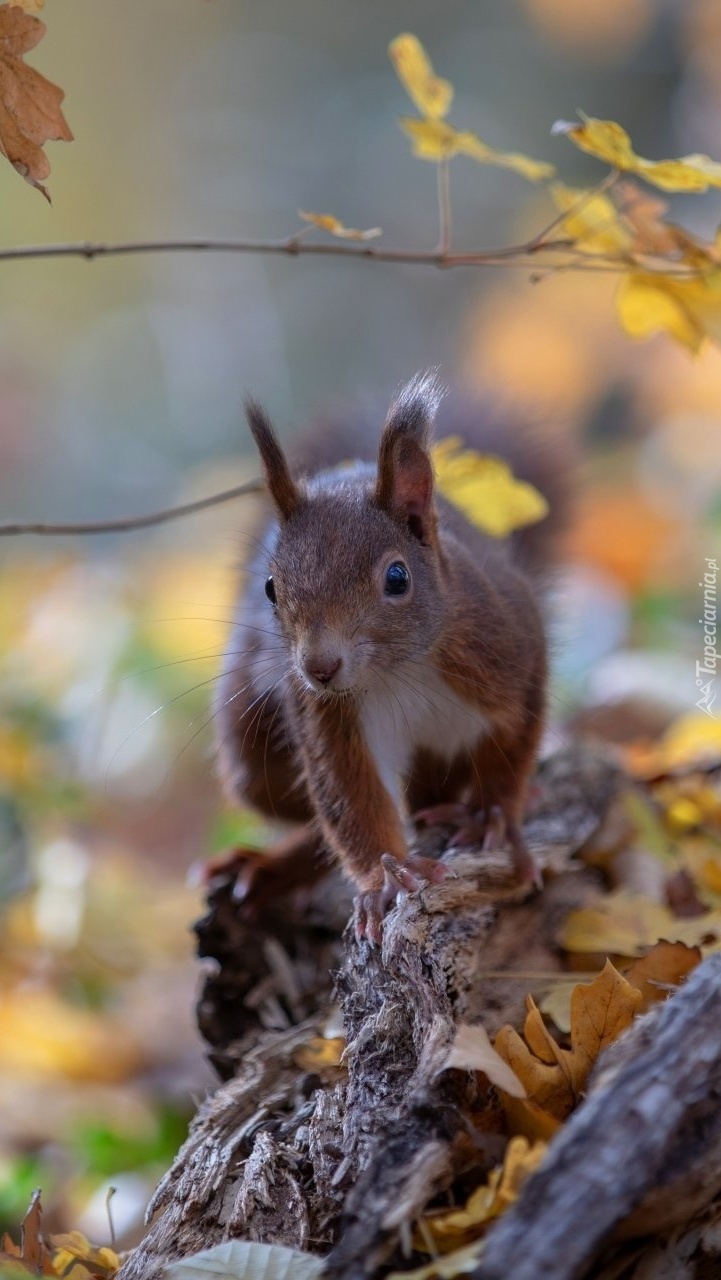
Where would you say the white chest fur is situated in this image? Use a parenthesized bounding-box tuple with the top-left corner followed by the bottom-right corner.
(359, 663, 488, 807)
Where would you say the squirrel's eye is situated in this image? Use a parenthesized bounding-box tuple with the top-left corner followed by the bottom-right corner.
(384, 561, 410, 597)
(265, 576, 277, 605)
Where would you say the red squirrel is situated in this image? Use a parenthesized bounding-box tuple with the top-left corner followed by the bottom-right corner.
(215, 374, 567, 943)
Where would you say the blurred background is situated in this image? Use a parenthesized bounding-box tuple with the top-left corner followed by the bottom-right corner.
(1, 0, 721, 1248)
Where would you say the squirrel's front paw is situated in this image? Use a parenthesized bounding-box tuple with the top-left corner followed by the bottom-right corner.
(414, 802, 541, 890)
(353, 853, 449, 945)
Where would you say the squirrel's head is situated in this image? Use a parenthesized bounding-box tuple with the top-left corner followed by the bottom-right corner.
(246, 374, 446, 696)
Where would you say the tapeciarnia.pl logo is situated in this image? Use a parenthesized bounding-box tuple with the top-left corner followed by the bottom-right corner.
(697, 557, 719, 718)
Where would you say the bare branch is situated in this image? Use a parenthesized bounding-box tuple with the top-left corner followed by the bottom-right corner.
(0, 478, 264, 537)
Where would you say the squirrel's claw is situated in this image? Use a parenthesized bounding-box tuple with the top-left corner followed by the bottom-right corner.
(414, 802, 542, 890)
(353, 853, 448, 944)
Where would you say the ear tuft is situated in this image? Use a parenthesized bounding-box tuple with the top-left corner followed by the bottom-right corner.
(245, 398, 299, 521)
(384, 370, 444, 448)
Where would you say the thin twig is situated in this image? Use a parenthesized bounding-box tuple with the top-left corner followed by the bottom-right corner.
(435, 158, 452, 256)
(0, 478, 264, 537)
(0, 222, 708, 280)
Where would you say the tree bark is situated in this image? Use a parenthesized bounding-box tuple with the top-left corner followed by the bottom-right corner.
(114, 748, 721, 1280)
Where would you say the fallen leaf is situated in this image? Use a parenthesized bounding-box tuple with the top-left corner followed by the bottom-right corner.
(495, 961, 641, 1122)
(293, 1036, 345, 1072)
(399, 117, 554, 181)
(388, 34, 453, 121)
(297, 211, 382, 241)
(432, 437, 549, 537)
(625, 713, 721, 780)
(553, 114, 721, 193)
(0, 5, 73, 199)
(50, 1232, 120, 1278)
(386, 1240, 485, 1280)
(624, 939, 701, 1009)
(440, 1022, 526, 1097)
(418, 1137, 546, 1253)
(0, 989, 143, 1083)
(561, 890, 721, 956)
(163, 1240, 325, 1279)
(0, 1192, 54, 1276)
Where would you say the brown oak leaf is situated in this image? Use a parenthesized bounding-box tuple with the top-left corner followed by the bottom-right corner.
(0, 4, 72, 200)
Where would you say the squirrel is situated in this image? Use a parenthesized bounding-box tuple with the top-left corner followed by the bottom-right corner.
(214, 373, 569, 943)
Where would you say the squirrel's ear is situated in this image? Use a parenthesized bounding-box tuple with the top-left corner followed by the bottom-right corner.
(375, 374, 442, 543)
(245, 399, 300, 521)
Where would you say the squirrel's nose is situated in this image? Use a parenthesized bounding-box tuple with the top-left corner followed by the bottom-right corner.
(304, 654, 342, 686)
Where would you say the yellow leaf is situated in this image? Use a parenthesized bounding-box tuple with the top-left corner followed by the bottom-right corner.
(418, 1137, 546, 1253)
(388, 34, 453, 121)
(294, 1036, 345, 1071)
(10, 0, 45, 10)
(432, 437, 549, 537)
(0, 6, 72, 200)
(387, 1240, 485, 1280)
(0, 989, 142, 1083)
(50, 1232, 120, 1278)
(441, 1022, 526, 1097)
(561, 889, 721, 956)
(615, 271, 721, 354)
(495, 962, 641, 1122)
(553, 113, 721, 193)
(560, 891, 674, 957)
(297, 211, 382, 241)
(399, 117, 554, 181)
(627, 712, 721, 779)
(550, 182, 632, 255)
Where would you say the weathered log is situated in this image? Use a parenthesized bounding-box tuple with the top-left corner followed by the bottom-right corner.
(474, 953, 721, 1280)
(116, 748, 619, 1280)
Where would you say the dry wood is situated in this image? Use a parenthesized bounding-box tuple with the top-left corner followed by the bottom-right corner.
(474, 952, 721, 1280)
(116, 748, 624, 1280)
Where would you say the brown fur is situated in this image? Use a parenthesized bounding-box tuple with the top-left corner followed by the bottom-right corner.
(216, 374, 565, 907)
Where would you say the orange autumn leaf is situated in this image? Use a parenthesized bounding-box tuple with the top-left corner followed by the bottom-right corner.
(0, 4, 72, 199)
(495, 961, 641, 1124)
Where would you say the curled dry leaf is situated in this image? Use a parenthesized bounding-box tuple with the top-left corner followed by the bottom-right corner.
(440, 1022, 526, 1098)
(624, 939, 702, 1009)
(553, 113, 721, 193)
(0, 4, 73, 200)
(542, 940, 702, 1032)
(495, 961, 641, 1128)
(417, 1137, 546, 1256)
(432, 437, 549, 537)
(297, 211, 382, 241)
